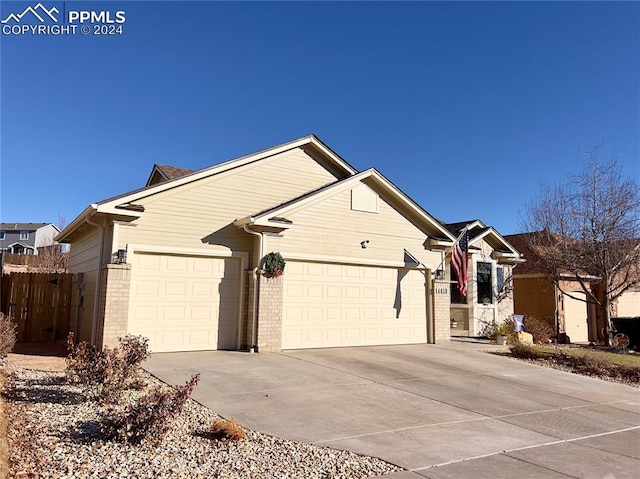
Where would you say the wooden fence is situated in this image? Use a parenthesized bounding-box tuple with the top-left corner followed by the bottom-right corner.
(0, 272, 73, 342)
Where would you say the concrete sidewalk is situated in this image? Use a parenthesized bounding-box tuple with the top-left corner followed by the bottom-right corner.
(145, 342, 640, 478)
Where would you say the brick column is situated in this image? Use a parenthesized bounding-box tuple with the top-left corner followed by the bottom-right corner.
(96, 263, 131, 350)
(433, 279, 451, 344)
(256, 274, 283, 352)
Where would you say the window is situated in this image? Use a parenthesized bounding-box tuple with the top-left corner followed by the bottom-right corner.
(20, 231, 29, 240)
(497, 266, 505, 293)
(477, 262, 493, 304)
(0, 231, 4, 240)
(450, 267, 467, 304)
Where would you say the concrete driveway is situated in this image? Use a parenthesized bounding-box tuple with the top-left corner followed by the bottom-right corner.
(145, 342, 640, 478)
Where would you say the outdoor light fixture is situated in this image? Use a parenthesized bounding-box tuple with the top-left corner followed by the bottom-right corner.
(434, 269, 445, 280)
(112, 249, 127, 264)
(360, 240, 370, 249)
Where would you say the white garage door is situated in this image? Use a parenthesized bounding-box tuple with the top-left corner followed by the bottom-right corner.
(616, 291, 640, 317)
(128, 252, 242, 352)
(282, 261, 427, 349)
(563, 291, 588, 343)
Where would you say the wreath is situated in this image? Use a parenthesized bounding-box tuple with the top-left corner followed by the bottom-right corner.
(261, 252, 286, 278)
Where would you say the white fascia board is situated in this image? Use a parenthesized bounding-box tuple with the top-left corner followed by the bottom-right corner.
(127, 243, 248, 261)
(54, 204, 97, 242)
(282, 251, 434, 270)
(428, 238, 454, 248)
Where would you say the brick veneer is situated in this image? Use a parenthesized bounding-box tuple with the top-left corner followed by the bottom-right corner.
(96, 263, 131, 349)
(256, 274, 283, 352)
(433, 279, 451, 343)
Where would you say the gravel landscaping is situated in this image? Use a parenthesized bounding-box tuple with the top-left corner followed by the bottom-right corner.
(5, 367, 401, 479)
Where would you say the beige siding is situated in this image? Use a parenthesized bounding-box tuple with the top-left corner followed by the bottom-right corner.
(67, 228, 101, 342)
(117, 148, 339, 266)
(264, 187, 442, 268)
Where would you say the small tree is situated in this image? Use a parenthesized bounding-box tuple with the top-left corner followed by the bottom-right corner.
(521, 147, 640, 344)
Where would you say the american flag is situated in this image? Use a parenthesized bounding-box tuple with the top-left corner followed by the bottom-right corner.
(451, 228, 469, 296)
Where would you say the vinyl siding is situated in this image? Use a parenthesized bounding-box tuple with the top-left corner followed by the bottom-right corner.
(263, 186, 442, 268)
(117, 148, 339, 265)
(68, 228, 101, 342)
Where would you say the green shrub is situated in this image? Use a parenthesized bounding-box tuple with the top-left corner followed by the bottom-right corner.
(0, 313, 16, 360)
(65, 333, 150, 401)
(100, 373, 200, 444)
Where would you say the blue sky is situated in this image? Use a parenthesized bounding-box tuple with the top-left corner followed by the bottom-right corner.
(1, 0, 638, 235)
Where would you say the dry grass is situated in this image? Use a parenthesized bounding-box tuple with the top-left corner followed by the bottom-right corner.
(537, 345, 640, 367)
(506, 344, 640, 386)
(208, 418, 246, 441)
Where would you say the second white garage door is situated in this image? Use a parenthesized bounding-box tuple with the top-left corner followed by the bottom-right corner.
(282, 261, 428, 349)
(563, 291, 589, 343)
(128, 252, 242, 352)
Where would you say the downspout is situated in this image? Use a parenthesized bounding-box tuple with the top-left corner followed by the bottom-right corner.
(85, 212, 105, 346)
(243, 224, 264, 353)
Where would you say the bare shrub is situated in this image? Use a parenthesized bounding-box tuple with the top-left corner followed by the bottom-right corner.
(65, 333, 150, 401)
(208, 418, 246, 441)
(0, 313, 17, 360)
(523, 315, 554, 344)
(100, 373, 200, 444)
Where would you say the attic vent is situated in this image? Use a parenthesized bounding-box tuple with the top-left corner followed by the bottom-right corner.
(351, 184, 378, 214)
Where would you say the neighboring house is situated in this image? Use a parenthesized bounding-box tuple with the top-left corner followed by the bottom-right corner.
(56, 135, 459, 353)
(442, 220, 523, 336)
(505, 233, 598, 343)
(0, 223, 60, 255)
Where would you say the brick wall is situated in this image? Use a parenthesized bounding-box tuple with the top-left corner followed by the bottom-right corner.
(433, 279, 451, 343)
(96, 263, 131, 349)
(256, 274, 283, 352)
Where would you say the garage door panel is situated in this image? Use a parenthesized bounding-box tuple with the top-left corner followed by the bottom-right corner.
(282, 262, 427, 349)
(128, 253, 241, 352)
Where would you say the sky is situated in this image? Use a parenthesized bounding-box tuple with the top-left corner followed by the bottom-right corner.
(1, 0, 638, 235)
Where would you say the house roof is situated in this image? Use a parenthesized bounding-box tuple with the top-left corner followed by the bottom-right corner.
(56, 135, 359, 242)
(146, 164, 194, 186)
(234, 168, 457, 242)
(442, 220, 523, 263)
(503, 232, 555, 275)
(0, 223, 55, 231)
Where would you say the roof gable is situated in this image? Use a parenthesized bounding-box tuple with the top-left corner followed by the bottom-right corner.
(57, 135, 359, 242)
(444, 220, 522, 262)
(234, 169, 456, 242)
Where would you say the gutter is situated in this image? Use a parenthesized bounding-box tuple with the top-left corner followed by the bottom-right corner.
(243, 224, 264, 353)
(85, 212, 105, 346)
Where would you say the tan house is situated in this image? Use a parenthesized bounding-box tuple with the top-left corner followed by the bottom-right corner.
(56, 136, 459, 352)
(442, 221, 523, 336)
(505, 233, 598, 343)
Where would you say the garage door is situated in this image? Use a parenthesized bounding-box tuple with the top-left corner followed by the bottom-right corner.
(128, 252, 242, 352)
(282, 261, 427, 349)
(563, 291, 588, 343)
(616, 291, 639, 317)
